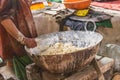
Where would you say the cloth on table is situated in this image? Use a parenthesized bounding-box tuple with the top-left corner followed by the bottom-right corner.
(96, 19, 112, 28)
(33, 13, 59, 35)
(64, 10, 112, 30)
(32, 2, 74, 34)
(65, 19, 85, 30)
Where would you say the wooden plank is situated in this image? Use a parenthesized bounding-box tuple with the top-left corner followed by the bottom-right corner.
(26, 55, 114, 80)
(65, 56, 114, 80)
(91, 58, 105, 80)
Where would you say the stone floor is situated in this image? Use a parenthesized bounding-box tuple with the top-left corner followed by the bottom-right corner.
(0, 66, 18, 80)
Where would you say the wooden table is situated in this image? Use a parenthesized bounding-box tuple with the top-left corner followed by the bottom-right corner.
(26, 55, 114, 80)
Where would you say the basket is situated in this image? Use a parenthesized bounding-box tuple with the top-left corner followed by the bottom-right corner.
(25, 31, 103, 74)
(63, 0, 91, 10)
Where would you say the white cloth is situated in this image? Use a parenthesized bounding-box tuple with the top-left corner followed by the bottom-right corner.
(33, 13, 59, 36)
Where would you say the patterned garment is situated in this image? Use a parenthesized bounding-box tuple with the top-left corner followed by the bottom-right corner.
(0, 0, 37, 59)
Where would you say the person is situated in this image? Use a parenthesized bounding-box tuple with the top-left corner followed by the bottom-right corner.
(0, 0, 37, 79)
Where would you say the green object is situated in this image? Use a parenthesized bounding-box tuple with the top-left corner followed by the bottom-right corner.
(96, 19, 112, 28)
(13, 55, 32, 80)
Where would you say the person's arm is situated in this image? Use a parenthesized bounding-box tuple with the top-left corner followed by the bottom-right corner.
(1, 19, 24, 41)
(1, 18, 37, 48)
(0, 0, 7, 11)
(27, 0, 32, 6)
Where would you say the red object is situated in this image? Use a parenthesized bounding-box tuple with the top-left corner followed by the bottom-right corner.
(63, 0, 91, 10)
(91, 0, 120, 11)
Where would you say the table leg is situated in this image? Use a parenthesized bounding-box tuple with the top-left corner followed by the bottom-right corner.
(91, 58, 105, 80)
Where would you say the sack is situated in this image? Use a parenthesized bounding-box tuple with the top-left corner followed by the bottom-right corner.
(98, 44, 120, 71)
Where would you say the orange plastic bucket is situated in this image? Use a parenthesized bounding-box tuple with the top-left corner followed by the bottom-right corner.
(63, 0, 91, 10)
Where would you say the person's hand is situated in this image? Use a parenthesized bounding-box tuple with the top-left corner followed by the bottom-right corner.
(23, 38, 37, 48)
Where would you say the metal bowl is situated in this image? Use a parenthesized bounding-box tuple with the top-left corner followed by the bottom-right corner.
(25, 31, 103, 74)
